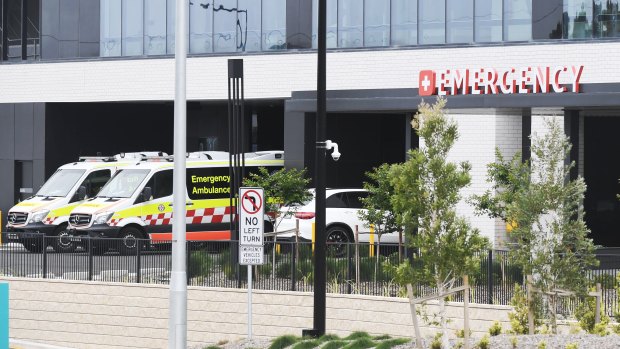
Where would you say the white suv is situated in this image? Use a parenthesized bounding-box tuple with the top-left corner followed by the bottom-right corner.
(275, 188, 401, 248)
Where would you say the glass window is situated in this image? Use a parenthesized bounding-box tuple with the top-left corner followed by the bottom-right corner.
(238, 0, 262, 51)
(564, 0, 593, 38)
(81, 170, 112, 199)
(190, 0, 213, 53)
(475, 0, 502, 42)
(144, 169, 173, 199)
(338, 0, 363, 48)
(343, 191, 368, 209)
(214, 0, 237, 52)
(593, 0, 618, 37)
(312, 0, 338, 49)
(145, 0, 167, 55)
(326, 193, 346, 208)
(37, 169, 86, 198)
(262, 0, 286, 50)
(6, 0, 22, 60)
(447, 0, 473, 43)
(101, 0, 122, 57)
(364, 0, 389, 47)
(391, 0, 417, 45)
(98, 169, 150, 198)
(167, 0, 175, 54)
(504, 0, 532, 41)
(532, 0, 563, 39)
(0, 0, 3, 60)
(419, 0, 445, 44)
(122, 0, 144, 55)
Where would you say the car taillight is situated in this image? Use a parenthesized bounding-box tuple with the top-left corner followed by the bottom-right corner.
(295, 212, 315, 220)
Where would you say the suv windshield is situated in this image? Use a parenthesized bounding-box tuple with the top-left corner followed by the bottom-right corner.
(36, 169, 86, 197)
(97, 169, 150, 198)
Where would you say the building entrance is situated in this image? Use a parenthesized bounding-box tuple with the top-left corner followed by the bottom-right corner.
(584, 115, 620, 247)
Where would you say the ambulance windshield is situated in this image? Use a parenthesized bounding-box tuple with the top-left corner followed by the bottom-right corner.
(97, 169, 150, 198)
(36, 169, 86, 197)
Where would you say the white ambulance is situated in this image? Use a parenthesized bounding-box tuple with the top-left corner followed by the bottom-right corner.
(67, 151, 284, 255)
(5, 152, 167, 253)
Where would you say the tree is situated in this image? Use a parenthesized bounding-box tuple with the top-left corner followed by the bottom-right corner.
(390, 98, 488, 349)
(243, 167, 313, 233)
(358, 163, 401, 277)
(475, 117, 597, 333)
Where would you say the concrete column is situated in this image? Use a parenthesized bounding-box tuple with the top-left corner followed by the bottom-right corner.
(283, 111, 306, 170)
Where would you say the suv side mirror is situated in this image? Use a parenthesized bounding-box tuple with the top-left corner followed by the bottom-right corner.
(140, 187, 153, 203)
(76, 186, 87, 201)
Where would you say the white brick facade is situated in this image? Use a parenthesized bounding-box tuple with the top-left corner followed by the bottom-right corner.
(0, 41, 617, 103)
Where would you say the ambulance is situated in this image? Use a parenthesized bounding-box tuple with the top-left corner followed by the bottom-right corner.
(4, 152, 167, 253)
(67, 151, 284, 255)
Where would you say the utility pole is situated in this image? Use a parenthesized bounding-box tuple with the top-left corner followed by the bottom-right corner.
(169, 0, 188, 348)
(304, 0, 327, 338)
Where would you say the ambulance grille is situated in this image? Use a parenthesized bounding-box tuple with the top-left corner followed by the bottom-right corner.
(8, 212, 28, 225)
(69, 214, 91, 227)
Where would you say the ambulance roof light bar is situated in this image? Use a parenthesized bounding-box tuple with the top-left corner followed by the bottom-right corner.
(187, 151, 230, 160)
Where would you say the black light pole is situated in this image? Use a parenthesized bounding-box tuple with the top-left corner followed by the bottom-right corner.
(303, 0, 327, 338)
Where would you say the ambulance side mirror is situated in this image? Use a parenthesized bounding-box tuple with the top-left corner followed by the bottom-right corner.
(140, 187, 153, 203)
(76, 186, 87, 201)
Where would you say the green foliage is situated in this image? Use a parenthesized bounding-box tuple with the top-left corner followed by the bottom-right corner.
(475, 117, 598, 332)
(188, 252, 213, 278)
(243, 167, 312, 231)
(575, 290, 610, 335)
(292, 340, 319, 349)
(537, 340, 547, 349)
(509, 336, 518, 349)
(344, 332, 371, 340)
(268, 335, 299, 349)
(342, 338, 375, 349)
(319, 334, 341, 342)
(322, 341, 347, 349)
(611, 323, 620, 335)
(488, 321, 502, 336)
(359, 163, 400, 240)
(455, 329, 471, 338)
(565, 343, 578, 349)
(374, 338, 409, 349)
(477, 335, 490, 349)
(372, 335, 391, 340)
(429, 333, 442, 349)
(508, 284, 542, 334)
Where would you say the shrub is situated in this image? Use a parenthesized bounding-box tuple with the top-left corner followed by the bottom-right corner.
(537, 340, 546, 349)
(575, 290, 610, 335)
(509, 336, 518, 349)
(343, 338, 375, 349)
(188, 252, 212, 278)
(292, 340, 319, 349)
(322, 341, 347, 349)
(455, 329, 471, 338)
(477, 335, 490, 349)
(565, 343, 578, 349)
(269, 335, 298, 349)
(489, 321, 502, 336)
(344, 332, 371, 340)
(430, 333, 442, 349)
(508, 283, 541, 334)
(374, 338, 409, 349)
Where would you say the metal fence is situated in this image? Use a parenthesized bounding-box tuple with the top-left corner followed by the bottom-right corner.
(1, 236, 619, 317)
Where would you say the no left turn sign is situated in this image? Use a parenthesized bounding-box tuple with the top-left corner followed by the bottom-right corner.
(241, 189, 263, 215)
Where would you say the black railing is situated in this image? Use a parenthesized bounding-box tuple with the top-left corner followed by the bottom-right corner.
(1, 236, 619, 316)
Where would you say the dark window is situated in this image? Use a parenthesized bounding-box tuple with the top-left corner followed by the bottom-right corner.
(343, 191, 368, 209)
(6, 0, 21, 61)
(564, 0, 593, 38)
(146, 169, 173, 200)
(326, 193, 346, 208)
(594, 0, 620, 37)
(0, 0, 3, 60)
(532, 0, 563, 39)
(81, 169, 112, 199)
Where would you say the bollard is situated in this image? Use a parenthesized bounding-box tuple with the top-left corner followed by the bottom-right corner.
(369, 225, 375, 257)
(0, 282, 8, 349)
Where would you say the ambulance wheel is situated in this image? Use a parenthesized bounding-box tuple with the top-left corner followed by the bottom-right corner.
(118, 227, 145, 256)
(51, 224, 77, 253)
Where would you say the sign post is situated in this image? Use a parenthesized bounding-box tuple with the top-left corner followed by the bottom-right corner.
(239, 187, 265, 340)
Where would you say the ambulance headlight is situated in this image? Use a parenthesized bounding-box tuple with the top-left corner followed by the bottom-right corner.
(93, 212, 113, 225)
(29, 210, 50, 223)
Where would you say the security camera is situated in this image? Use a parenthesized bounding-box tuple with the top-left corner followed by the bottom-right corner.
(325, 140, 341, 162)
